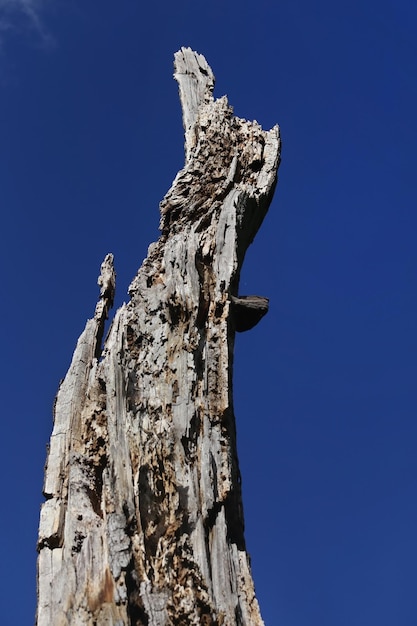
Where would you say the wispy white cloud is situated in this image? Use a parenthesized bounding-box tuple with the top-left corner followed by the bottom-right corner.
(0, 0, 52, 47)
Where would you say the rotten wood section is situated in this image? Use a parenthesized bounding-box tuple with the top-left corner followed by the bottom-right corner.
(37, 47, 281, 626)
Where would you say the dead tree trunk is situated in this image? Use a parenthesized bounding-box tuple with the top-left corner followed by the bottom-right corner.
(37, 48, 281, 626)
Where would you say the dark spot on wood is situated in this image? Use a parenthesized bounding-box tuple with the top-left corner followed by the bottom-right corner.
(71, 531, 86, 555)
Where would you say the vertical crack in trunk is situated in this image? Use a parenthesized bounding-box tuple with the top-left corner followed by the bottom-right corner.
(37, 47, 281, 626)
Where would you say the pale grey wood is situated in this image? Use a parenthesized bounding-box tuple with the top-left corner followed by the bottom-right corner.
(37, 47, 281, 626)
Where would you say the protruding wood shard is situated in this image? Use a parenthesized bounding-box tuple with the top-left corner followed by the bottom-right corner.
(94, 253, 116, 357)
(37, 47, 281, 626)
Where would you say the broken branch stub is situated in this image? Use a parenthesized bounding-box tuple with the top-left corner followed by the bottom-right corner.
(37, 47, 281, 626)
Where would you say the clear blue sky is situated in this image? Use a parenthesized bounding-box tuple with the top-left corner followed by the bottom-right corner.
(1, 1, 416, 624)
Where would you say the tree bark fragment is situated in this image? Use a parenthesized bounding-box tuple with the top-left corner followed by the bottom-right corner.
(37, 47, 281, 626)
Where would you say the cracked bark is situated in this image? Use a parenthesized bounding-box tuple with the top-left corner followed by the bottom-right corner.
(37, 48, 281, 626)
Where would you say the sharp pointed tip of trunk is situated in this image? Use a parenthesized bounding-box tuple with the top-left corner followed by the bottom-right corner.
(173, 47, 215, 158)
(97, 253, 116, 312)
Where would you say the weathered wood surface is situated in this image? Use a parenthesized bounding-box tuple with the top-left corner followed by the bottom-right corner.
(37, 47, 281, 626)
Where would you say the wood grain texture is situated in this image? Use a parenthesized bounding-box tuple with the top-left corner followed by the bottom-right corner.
(37, 47, 281, 626)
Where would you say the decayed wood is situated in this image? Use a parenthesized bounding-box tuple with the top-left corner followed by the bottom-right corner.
(37, 47, 281, 626)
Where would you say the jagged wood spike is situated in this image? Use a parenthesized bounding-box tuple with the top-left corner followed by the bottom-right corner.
(37, 47, 281, 626)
